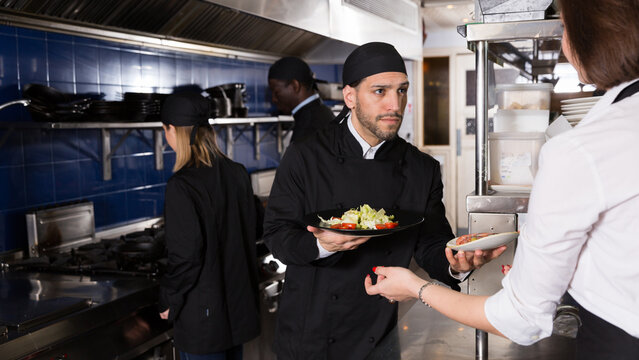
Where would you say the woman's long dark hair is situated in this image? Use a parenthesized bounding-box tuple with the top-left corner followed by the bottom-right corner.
(559, 0, 639, 89)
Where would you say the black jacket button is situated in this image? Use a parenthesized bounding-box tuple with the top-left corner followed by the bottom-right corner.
(328, 337, 335, 344)
(368, 337, 375, 343)
(331, 294, 338, 300)
(337, 157, 344, 164)
(385, 250, 392, 255)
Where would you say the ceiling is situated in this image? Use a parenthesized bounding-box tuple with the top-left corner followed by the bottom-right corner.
(420, 0, 475, 31)
(0, 0, 330, 58)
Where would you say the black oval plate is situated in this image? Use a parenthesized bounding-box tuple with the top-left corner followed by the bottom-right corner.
(304, 209, 424, 237)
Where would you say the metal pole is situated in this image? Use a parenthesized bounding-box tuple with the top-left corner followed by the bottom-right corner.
(475, 40, 489, 196)
(476, 329, 488, 359)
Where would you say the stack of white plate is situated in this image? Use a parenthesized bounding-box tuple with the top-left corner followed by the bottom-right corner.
(560, 96, 601, 126)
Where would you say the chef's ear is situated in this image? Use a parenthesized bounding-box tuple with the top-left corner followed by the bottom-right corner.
(343, 85, 356, 109)
(290, 79, 302, 93)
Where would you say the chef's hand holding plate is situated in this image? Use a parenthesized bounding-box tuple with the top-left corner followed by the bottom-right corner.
(307, 226, 371, 252)
(445, 245, 508, 273)
(159, 308, 169, 320)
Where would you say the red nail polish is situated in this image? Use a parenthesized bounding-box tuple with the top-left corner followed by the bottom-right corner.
(372, 267, 377, 272)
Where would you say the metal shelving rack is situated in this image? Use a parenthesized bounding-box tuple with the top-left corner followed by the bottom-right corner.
(458, 18, 563, 360)
(0, 116, 293, 180)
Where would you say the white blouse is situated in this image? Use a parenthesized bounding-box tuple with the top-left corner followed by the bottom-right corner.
(484, 79, 639, 345)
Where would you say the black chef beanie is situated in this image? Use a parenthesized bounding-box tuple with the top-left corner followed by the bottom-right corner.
(342, 42, 406, 87)
(268, 57, 315, 88)
(333, 42, 407, 124)
(161, 92, 211, 145)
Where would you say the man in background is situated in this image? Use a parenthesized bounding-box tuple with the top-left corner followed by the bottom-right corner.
(268, 57, 334, 143)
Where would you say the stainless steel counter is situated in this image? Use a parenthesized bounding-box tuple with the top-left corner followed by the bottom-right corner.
(0, 271, 171, 360)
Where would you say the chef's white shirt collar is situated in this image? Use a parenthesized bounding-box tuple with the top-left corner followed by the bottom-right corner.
(291, 93, 320, 115)
(347, 115, 385, 159)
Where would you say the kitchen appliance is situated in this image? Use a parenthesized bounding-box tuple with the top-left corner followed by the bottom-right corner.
(207, 83, 248, 118)
(245, 240, 285, 360)
(26, 201, 96, 258)
(1, 211, 173, 360)
(317, 82, 343, 101)
(205, 86, 233, 118)
(5, 200, 285, 360)
(474, 0, 554, 23)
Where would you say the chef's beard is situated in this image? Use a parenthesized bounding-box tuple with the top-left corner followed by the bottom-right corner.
(354, 101, 403, 141)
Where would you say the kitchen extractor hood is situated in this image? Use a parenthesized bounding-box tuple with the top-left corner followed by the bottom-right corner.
(0, 0, 423, 62)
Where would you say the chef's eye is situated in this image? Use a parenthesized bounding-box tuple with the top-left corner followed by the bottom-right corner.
(398, 88, 407, 94)
(374, 89, 384, 95)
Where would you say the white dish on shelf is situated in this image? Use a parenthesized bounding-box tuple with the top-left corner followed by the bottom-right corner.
(561, 109, 590, 116)
(560, 96, 601, 105)
(561, 103, 594, 110)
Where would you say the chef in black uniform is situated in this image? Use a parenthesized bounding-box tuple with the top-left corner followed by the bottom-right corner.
(158, 92, 260, 360)
(268, 56, 335, 143)
(262, 42, 504, 360)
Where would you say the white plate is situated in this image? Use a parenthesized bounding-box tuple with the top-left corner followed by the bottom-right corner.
(447, 231, 519, 251)
(561, 103, 594, 110)
(560, 96, 601, 105)
(564, 115, 584, 121)
(561, 109, 590, 115)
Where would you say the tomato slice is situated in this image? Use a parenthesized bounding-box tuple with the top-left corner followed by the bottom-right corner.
(330, 224, 341, 229)
(340, 223, 357, 229)
(385, 222, 398, 229)
(375, 224, 386, 229)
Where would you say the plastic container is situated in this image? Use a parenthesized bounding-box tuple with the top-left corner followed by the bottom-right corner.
(496, 83, 553, 110)
(494, 109, 549, 132)
(489, 132, 546, 186)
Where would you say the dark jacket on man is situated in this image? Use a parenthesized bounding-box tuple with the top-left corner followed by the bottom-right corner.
(291, 97, 335, 143)
(160, 156, 260, 354)
(263, 121, 459, 360)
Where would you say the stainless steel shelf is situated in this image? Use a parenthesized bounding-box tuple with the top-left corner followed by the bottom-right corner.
(0, 116, 293, 180)
(458, 19, 562, 80)
(459, 19, 562, 42)
(466, 191, 530, 214)
(0, 116, 293, 129)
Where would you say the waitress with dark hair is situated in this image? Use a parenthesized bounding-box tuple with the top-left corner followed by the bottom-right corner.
(158, 92, 260, 360)
(365, 0, 639, 358)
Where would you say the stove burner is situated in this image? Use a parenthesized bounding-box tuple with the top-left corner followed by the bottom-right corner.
(12, 227, 167, 277)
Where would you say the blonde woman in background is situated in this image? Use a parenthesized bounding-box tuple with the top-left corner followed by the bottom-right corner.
(158, 92, 260, 360)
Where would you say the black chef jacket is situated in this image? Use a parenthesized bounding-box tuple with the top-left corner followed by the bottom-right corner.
(159, 156, 260, 354)
(291, 97, 335, 143)
(263, 121, 459, 360)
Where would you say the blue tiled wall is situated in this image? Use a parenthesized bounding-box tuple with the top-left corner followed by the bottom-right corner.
(0, 24, 341, 252)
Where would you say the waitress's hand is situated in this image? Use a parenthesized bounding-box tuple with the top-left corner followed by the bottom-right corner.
(364, 266, 424, 302)
(307, 226, 371, 252)
(159, 309, 169, 320)
(446, 245, 508, 273)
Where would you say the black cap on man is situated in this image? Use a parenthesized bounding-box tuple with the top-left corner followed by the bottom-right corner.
(334, 42, 407, 124)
